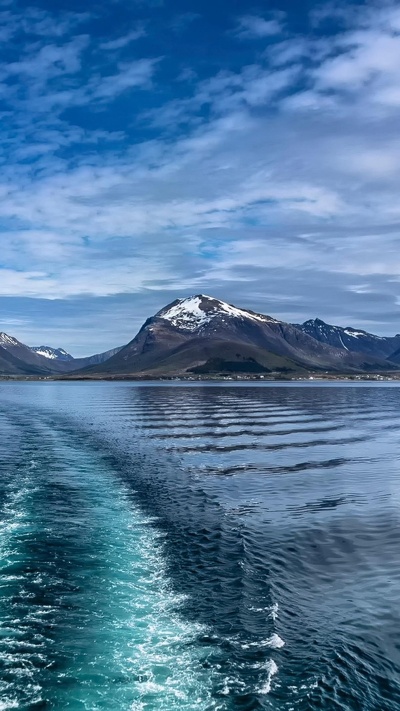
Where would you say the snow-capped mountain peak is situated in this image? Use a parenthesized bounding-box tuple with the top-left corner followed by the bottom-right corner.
(31, 346, 73, 361)
(0, 332, 20, 347)
(294, 317, 398, 360)
(156, 295, 277, 332)
(300, 319, 384, 341)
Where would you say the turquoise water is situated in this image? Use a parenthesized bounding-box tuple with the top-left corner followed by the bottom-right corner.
(0, 406, 217, 710)
(1, 382, 400, 709)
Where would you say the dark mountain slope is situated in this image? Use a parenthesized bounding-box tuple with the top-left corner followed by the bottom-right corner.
(31, 346, 74, 362)
(78, 295, 396, 377)
(73, 347, 123, 368)
(0, 333, 55, 375)
(388, 346, 400, 364)
(0, 332, 124, 376)
(294, 318, 400, 360)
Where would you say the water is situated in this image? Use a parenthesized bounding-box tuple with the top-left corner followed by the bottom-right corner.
(0, 382, 400, 710)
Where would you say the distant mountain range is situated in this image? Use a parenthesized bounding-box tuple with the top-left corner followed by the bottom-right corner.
(69, 295, 400, 378)
(1, 296, 400, 378)
(294, 318, 400, 361)
(0, 332, 122, 376)
(31, 346, 74, 361)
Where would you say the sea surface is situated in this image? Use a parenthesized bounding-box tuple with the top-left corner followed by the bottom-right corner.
(0, 382, 400, 710)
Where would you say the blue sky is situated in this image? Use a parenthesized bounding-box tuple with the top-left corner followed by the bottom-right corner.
(1, 0, 400, 354)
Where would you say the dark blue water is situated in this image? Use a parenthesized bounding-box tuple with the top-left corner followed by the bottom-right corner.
(0, 382, 400, 710)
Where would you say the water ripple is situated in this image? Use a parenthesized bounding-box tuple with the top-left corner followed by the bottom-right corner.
(0, 382, 399, 709)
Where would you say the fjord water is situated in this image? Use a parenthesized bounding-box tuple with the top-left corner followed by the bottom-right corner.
(0, 383, 400, 710)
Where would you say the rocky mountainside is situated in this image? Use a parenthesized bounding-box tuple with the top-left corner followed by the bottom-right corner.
(31, 346, 74, 361)
(0, 333, 56, 375)
(77, 347, 123, 367)
(294, 318, 400, 360)
(78, 295, 397, 377)
(2, 298, 399, 378)
(388, 346, 400, 364)
(0, 333, 123, 376)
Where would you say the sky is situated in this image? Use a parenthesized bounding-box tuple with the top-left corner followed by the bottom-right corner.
(1, 0, 400, 355)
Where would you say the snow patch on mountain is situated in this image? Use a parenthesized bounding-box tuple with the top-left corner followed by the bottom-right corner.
(33, 348, 57, 360)
(301, 320, 383, 341)
(31, 346, 73, 361)
(160, 296, 210, 331)
(343, 329, 383, 339)
(0, 333, 20, 346)
(158, 295, 277, 332)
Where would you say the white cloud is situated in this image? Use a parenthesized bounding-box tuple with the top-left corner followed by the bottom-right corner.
(314, 31, 400, 90)
(1, 0, 400, 344)
(100, 27, 146, 50)
(3, 35, 88, 80)
(90, 58, 160, 99)
(235, 15, 283, 39)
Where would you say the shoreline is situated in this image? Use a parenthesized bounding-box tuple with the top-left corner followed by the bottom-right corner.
(1, 372, 400, 383)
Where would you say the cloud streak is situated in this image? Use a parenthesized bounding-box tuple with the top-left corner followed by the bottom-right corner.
(235, 14, 284, 38)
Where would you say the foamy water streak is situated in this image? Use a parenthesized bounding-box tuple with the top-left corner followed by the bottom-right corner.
(0, 410, 218, 709)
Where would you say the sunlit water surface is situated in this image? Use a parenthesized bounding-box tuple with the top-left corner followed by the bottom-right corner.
(0, 381, 400, 710)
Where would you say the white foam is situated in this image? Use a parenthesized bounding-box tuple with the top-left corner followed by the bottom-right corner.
(263, 633, 285, 649)
(269, 602, 279, 620)
(258, 659, 278, 694)
(242, 634, 285, 650)
(136, 681, 166, 694)
(300, 679, 320, 690)
(221, 680, 230, 696)
(0, 700, 19, 709)
(40, 455, 218, 709)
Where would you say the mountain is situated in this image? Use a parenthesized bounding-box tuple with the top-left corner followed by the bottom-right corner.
(31, 346, 74, 361)
(31, 345, 123, 369)
(0, 333, 124, 376)
(2, 299, 398, 379)
(76, 347, 123, 367)
(388, 346, 400, 365)
(0, 333, 55, 375)
(77, 295, 397, 378)
(294, 318, 400, 360)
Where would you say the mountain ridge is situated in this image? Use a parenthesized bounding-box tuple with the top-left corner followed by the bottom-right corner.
(0, 334, 124, 376)
(31, 346, 74, 362)
(74, 295, 399, 378)
(294, 317, 400, 360)
(1, 296, 399, 377)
